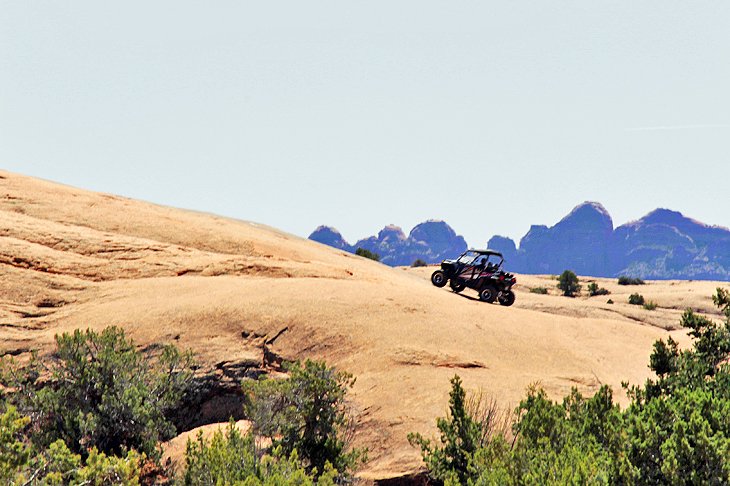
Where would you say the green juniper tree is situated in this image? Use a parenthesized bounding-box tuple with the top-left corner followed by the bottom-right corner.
(557, 270, 581, 297)
(413, 288, 730, 485)
(244, 359, 365, 480)
(2, 326, 195, 458)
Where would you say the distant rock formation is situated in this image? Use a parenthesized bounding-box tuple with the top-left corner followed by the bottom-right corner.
(492, 202, 730, 280)
(514, 202, 614, 276)
(308, 226, 352, 252)
(310, 202, 730, 280)
(308, 221, 467, 267)
(607, 209, 730, 280)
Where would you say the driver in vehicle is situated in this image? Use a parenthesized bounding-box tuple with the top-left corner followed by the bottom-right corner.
(475, 255, 495, 273)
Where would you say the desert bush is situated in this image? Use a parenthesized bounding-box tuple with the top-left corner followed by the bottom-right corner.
(643, 300, 657, 311)
(0, 405, 142, 485)
(184, 421, 336, 486)
(465, 389, 515, 448)
(413, 288, 730, 485)
(244, 359, 365, 480)
(714, 287, 730, 320)
(628, 293, 645, 306)
(411, 259, 428, 267)
(621, 288, 730, 483)
(649, 337, 680, 377)
(410, 378, 628, 485)
(618, 276, 645, 285)
(607, 299, 614, 304)
(530, 287, 548, 295)
(28, 442, 142, 486)
(408, 375, 483, 485)
(587, 282, 610, 296)
(355, 247, 380, 262)
(557, 270, 581, 297)
(2, 326, 195, 458)
(0, 406, 30, 484)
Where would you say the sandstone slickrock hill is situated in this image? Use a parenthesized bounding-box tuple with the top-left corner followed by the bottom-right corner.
(0, 170, 714, 480)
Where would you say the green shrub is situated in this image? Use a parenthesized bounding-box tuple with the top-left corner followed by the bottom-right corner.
(618, 276, 645, 285)
(649, 337, 679, 377)
(587, 282, 610, 296)
(33, 442, 142, 486)
(557, 270, 581, 297)
(408, 375, 482, 485)
(355, 247, 380, 262)
(410, 379, 629, 485)
(184, 421, 336, 486)
(530, 287, 548, 295)
(411, 259, 428, 267)
(628, 293, 645, 306)
(2, 326, 195, 458)
(0, 406, 30, 484)
(0, 406, 142, 485)
(244, 359, 365, 480)
(413, 288, 730, 485)
(607, 299, 614, 304)
(643, 300, 658, 311)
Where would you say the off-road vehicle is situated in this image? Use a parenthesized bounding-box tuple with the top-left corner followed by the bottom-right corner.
(431, 249, 517, 305)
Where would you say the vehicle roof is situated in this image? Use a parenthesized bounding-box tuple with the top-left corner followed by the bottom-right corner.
(468, 249, 503, 257)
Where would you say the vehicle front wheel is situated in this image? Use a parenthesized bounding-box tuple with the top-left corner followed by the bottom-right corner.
(431, 270, 448, 288)
(450, 279, 466, 293)
(479, 286, 497, 303)
(498, 290, 515, 307)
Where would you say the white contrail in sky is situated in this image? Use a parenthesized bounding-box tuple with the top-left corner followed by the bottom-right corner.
(626, 124, 730, 132)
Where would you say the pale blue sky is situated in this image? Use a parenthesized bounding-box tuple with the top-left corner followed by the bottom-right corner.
(2, 1, 729, 246)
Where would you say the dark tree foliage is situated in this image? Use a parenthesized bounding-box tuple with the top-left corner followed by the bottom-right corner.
(557, 270, 581, 297)
(355, 247, 380, 262)
(649, 337, 679, 377)
(587, 282, 610, 296)
(411, 259, 428, 267)
(628, 293, 645, 305)
(618, 276, 645, 285)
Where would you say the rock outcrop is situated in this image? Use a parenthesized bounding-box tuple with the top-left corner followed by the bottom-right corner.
(310, 221, 468, 266)
(493, 203, 730, 280)
(312, 202, 730, 280)
(308, 226, 353, 252)
(607, 209, 730, 280)
(516, 202, 614, 276)
(397, 221, 468, 267)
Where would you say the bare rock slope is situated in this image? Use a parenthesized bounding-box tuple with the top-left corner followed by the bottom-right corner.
(0, 171, 716, 480)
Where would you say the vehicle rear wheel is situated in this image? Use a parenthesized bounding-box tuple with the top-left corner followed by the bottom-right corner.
(498, 290, 515, 307)
(479, 286, 497, 303)
(431, 270, 448, 288)
(450, 279, 466, 293)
